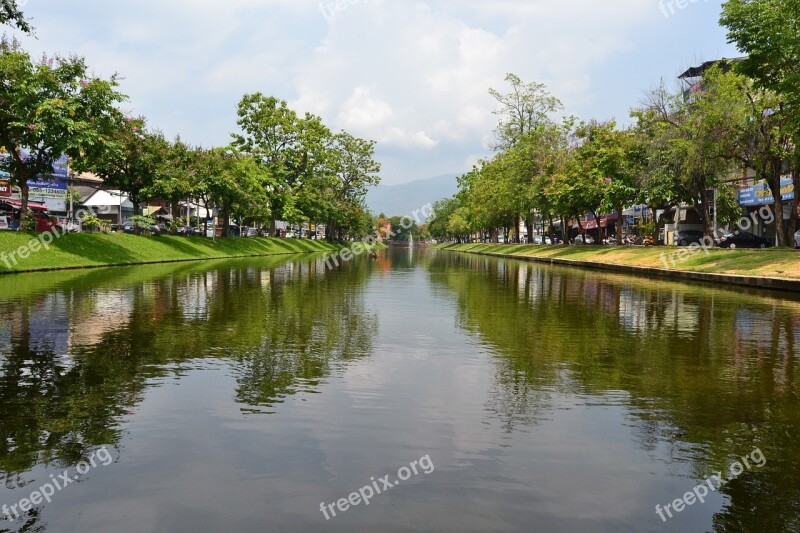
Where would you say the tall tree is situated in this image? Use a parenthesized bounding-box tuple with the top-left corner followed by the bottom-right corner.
(0, 39, 126, 223)
(634, 70, 742, 237)
(201, 148, 271, 237)
(489, 73, 563, 149)
(148, 137, 199, 222)
(232, 94, 300, 235)
(721, 0, 800, 245)
(323, 131, 381, 240)
(74, 118, 169, 223)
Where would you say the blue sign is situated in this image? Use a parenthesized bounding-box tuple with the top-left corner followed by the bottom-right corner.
(739, 177, 794, 206)
(0, 151, 68, 190)
(26, 153, 68, 191)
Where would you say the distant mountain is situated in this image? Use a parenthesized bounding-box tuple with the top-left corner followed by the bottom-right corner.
(366, 174, 459, 219)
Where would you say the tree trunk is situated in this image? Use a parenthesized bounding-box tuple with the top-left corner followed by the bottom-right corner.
(270, 217, 277, 238)
(222, 205, 231, 238)
(652, 206, 661, 241)
(132, 199, 141, 234)
(171, 199, 180, 228)
(326, 218, 337, 241)
(615, 204, 623, 245)
(588, 210, 599, 244)
(789, 167, 800, 246)
(526, 214, 535, 243)
(770, 186, 786, 247)
(19, 180, 29, 229)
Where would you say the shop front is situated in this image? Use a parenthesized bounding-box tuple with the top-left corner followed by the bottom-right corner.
(738, 177, 796, 243)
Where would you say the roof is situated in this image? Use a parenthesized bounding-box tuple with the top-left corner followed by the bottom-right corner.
(1, 199, 49, 211)
(83, 189, 133, 208)
(74, 184, 100, 201)
(678, 57, 747, 79)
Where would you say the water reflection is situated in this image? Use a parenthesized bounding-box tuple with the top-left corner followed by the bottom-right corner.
(428, 251, 800, 532)
(0, 255, 378, 531)
(1, 249, 799, 532)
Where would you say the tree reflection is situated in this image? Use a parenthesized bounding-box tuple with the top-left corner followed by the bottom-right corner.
(428, 250, 800, 532)
(0, 255, 377, 531)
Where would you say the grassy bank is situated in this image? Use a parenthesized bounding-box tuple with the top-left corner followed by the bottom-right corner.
(0, 232, 359, 274)
(435, 242, 800, 279)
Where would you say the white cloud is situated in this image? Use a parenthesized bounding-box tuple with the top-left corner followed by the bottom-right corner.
(336, 86, 395, 131)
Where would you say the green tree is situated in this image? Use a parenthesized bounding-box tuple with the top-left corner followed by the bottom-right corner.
(232, 94, 301, 235)
(428, 197, 460, 242)
(75, 118, 169, 224)
(489, 73, 563, 149)
(148, 137, 199, 223)
(721, 0, 800, 245)
(322, 131, 381, 240)
(1, 0, 31, 32)
(634, 69, 743, 237)
(0, 39, 126, 223)
(195, 148, 273, 237)
(587, 123, 643, 242)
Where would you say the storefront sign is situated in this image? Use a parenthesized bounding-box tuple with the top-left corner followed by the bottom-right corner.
(28, 155, 68, 199)
(738, 177, 794, 206)
(0, 179, 10, 198)
(1, 152, 69, 199)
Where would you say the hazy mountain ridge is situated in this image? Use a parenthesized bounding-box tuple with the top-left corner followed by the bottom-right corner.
(366, 174, 459, 218)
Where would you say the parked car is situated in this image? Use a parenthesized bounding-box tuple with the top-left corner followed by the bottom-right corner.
(171, 225, 193, 235)
(122, 221, 161, 235)
(675, 230, 705, 247)
(795, 229, 800, 249)
(716, 231, 772, 249)
(574, 235, 594, 245)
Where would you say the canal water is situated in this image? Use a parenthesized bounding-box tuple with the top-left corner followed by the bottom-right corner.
(0, 248, 798, 532)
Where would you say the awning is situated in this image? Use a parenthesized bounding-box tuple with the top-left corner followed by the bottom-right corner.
(0, 199, 49, 211)
(579, 213, 619, 230)
(143, 206, 166, 216)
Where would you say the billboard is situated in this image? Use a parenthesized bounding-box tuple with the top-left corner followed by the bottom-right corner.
(27, 154, 68, 199)
(738, 177, 794, 206)
(0, 151, 69, 199)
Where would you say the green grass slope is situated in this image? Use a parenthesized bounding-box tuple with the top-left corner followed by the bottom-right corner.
(0, 232, 353, 274)
(435, 243, 800, 279)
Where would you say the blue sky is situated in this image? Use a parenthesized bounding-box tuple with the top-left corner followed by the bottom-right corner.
(8, 0, 739, 185)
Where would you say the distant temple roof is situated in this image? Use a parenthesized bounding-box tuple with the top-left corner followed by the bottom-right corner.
(678, 57, 747, 80)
